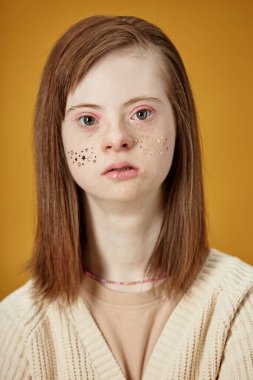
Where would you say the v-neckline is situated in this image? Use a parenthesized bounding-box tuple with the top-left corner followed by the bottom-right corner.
(65, 251, 217, 379)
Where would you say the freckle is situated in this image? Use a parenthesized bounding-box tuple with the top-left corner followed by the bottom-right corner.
(82, 163, 84, 165)
(72, 161, 75, 163)
(81, 150, 83, 153)
(75, 158, 77, 161)
(78, 163, 81, 166)
(82, 156, 86, 160)
(85, 148, 88, 152)
(75, 152, 77, 155)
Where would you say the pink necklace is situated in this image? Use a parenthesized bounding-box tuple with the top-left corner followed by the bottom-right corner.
(84, 270, 166, 286)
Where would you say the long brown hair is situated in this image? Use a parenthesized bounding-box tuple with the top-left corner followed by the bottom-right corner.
(27, 15, 209, 304)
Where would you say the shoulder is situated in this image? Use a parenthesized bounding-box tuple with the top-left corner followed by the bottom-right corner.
(0, 280, 52, 378)
(199, 248, 253, 319)
(205, 250, 253, 377)
(0, 280, 48, 341)
(205, 248, 253, 289)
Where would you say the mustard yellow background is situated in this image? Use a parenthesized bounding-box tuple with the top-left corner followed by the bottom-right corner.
(1, 0, 252, 300)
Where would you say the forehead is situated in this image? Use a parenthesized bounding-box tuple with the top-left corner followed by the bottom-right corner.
(66, 47, 169, 106)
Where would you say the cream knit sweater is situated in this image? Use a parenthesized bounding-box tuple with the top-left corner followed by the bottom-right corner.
(1, 249, 253, 379)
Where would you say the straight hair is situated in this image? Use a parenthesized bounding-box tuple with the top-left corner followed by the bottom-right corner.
(27, 15, 209, 304)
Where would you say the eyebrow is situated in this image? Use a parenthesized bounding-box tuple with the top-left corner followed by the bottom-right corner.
(66, 96, 164, 114)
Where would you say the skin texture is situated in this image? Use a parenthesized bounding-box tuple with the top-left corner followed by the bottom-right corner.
(66, 135, 170, 167)
(61, 48, 176, 291)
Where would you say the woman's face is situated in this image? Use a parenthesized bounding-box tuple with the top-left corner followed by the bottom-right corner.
(62, 48, 176, 203)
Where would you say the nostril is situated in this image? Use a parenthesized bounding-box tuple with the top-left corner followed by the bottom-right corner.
(103, 137, 134, 152)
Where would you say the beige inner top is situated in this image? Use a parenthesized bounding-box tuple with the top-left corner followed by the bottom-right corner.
(80, 274, 182, 380)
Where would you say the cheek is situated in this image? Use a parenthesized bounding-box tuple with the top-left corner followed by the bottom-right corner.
(62, 125, 99, 169)
(67, 146, 97, 167)
(136, 134, 175, 159)
(64, 143, 99, 191)
(136, 134, 176, 183)
(64, 144, 98, 192)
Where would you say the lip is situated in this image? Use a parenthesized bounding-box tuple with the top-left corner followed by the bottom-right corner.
(102, 161, 138, 174)
(102, 161, 139, 180)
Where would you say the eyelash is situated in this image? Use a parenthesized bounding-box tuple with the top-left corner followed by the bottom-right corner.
(76, 108, 154, 128)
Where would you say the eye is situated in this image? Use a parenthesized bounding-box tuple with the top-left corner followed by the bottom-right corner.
(131, 109, 152, 121)
(78, 115, 97, 126)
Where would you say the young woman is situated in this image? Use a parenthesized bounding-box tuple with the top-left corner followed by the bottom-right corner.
(1, 15, 252, 380)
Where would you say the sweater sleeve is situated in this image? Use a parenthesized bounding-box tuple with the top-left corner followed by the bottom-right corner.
(0, 309, 31, 380)
(218, 287, 253, 379)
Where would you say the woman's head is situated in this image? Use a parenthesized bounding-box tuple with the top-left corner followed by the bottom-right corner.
(29, 15, 208, 303)
(62, 47, 176, 203)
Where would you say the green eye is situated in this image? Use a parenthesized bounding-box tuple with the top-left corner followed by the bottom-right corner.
(133, 109, 152, 121)
(79, 115, 96, 126)
(137, 110, 148, 120)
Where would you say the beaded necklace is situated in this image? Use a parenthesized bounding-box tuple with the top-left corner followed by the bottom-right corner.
(84, 270, 166, 286)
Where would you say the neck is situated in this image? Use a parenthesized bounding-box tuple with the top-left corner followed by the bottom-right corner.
(83, 190, 164, 292)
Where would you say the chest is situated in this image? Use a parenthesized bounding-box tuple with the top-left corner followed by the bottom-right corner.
(26, 294, 229, 379)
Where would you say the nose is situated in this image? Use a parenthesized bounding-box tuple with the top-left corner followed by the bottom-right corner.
(101, 123, 137, 152)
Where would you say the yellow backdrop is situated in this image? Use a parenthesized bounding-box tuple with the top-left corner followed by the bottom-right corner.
(1, 0, 252, 299)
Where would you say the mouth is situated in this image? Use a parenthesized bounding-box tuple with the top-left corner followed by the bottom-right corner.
(107, 166, 133, 172)
(102, 161, 138, 174)
(102, 161, 139, 180)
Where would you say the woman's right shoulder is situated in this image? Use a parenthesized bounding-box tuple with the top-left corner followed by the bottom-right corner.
(0, 280, 48, 338)
(0, 281, 57, 378)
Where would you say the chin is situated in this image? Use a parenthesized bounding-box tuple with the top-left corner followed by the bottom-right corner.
(87, 185, 145, 204)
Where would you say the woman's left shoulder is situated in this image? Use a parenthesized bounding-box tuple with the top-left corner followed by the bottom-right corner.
(207, 247, 253, 280)
(208, 249, 253, 378)
(204, 248, 253, 309)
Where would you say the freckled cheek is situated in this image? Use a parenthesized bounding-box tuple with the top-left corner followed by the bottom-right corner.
(136, 134, 175, 159)
(136, 135, 175, 182)
(62, 127, 99, 168)
(66, 148, 98, 167)
(64, 144, 99, 190)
